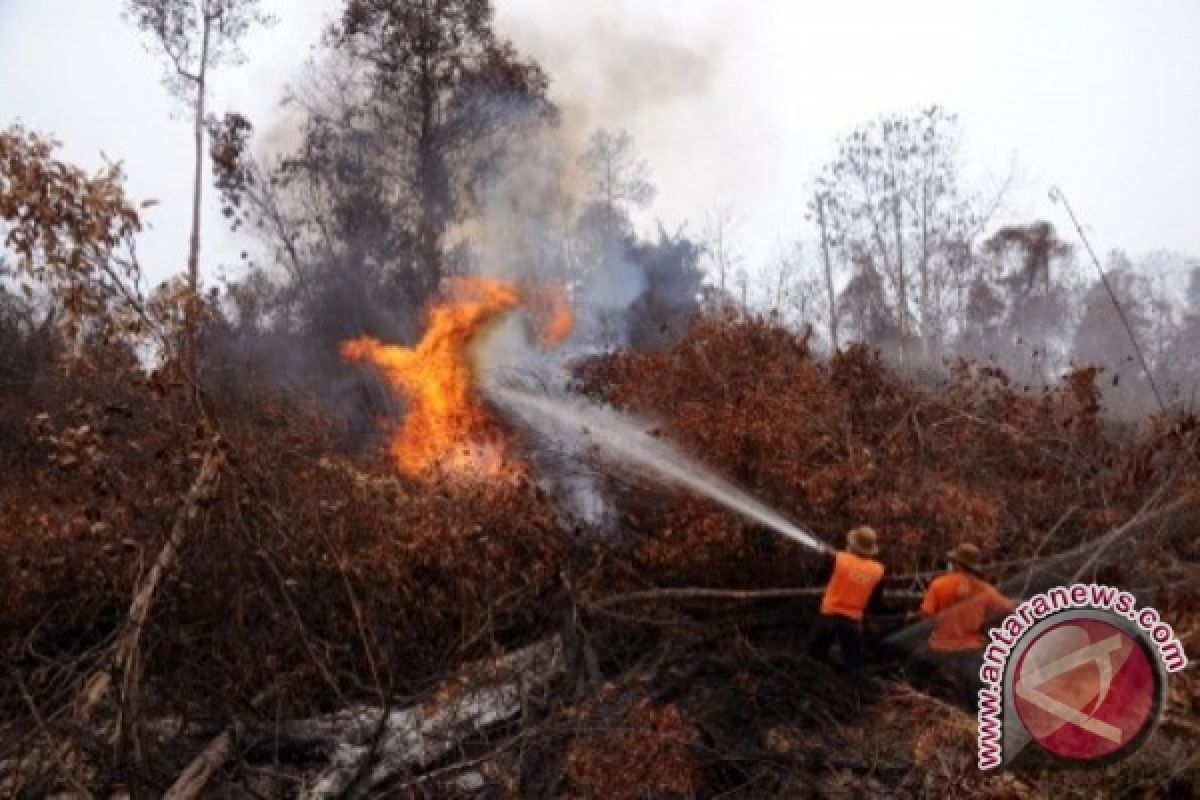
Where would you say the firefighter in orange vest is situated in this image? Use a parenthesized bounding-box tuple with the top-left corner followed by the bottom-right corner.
(809, 526, 886, 671)
(915, 542, 1014, 695)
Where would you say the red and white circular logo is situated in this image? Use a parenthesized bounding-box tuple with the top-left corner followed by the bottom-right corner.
(1012, 617, 1158, 761)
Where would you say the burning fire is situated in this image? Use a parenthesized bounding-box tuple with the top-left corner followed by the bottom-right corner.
(342, 276, 573, 479)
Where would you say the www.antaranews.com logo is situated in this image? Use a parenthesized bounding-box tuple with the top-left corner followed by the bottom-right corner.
(977, 583, 1187, 770)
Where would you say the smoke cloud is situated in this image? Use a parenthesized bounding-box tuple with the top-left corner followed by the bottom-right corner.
(498, 11, 721, 137)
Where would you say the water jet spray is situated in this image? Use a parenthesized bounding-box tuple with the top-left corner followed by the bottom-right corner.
(488, 383, 829, 554)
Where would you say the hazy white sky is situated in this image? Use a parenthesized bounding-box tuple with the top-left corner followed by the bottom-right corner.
(2, 0, 1198, 289)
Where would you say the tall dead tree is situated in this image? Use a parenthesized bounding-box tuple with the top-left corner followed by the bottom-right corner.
(814, 192, 839, 351)
(815, 106, 976, 361)
(701, 203, 743, 305)
(574, 127, 656, 286)
(124, 0, 272, 379)
(577, 128, 656, 240)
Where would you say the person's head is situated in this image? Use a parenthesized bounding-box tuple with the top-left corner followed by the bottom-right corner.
(846, 526, 879, 558)
(946, 542, 983, 574)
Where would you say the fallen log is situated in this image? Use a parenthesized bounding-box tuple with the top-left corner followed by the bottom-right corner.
(297, 636, 562, 799)
(3, 446, 224, 797)
(51, 444, 224, 794)
(76, 445, 224, 724)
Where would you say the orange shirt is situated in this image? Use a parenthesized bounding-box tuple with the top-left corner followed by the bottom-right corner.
(919, 572, 1014, 651)
(820, 551, 886, 621)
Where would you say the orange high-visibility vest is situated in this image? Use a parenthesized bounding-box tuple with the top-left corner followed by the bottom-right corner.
(919, 572, 1014, 651)
(820, 551, 886, 621)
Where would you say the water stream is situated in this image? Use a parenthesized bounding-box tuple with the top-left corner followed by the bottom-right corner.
(487, 384, 828, 554)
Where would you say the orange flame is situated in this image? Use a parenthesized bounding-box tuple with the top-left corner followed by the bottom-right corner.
(342, 277, 520, 478)
(341, 276, 574, 479)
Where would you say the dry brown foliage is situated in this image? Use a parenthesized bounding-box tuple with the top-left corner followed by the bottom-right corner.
(563, 688, 698, 800)
(0, 126, 143, 343)
(575, 314, 1198, 595)
(0, 312, 1195, 796)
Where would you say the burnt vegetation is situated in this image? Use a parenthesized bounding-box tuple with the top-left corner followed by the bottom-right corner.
(1, 1, 1198, 798)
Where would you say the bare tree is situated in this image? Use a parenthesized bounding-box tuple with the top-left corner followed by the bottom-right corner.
(1155, 263, 1200, 407)
(575, 129, 651, 247)
(767, 241, 798, 314)
(578, 128, 655, 238)
(815, 106, 978, 360)
(701, 203, 743, 303)
(124, 0, 273, 375)
(811, 192, 839, 351)
(571, 128, 659, 345)
(764, 240, 828, 341)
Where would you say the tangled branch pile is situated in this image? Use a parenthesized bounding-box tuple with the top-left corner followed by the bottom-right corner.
(1, 316, 1197, 797)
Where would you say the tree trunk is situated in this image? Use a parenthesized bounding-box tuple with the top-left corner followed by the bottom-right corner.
(919, 182, 931, 360)
(300, 637, 563, 799)
(184, 17, 212, 392)
(75, 448, 223, 725)
(890, 192, 908, 361)
(415, 55, 444, 300)
(815, 193, 839, 352)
